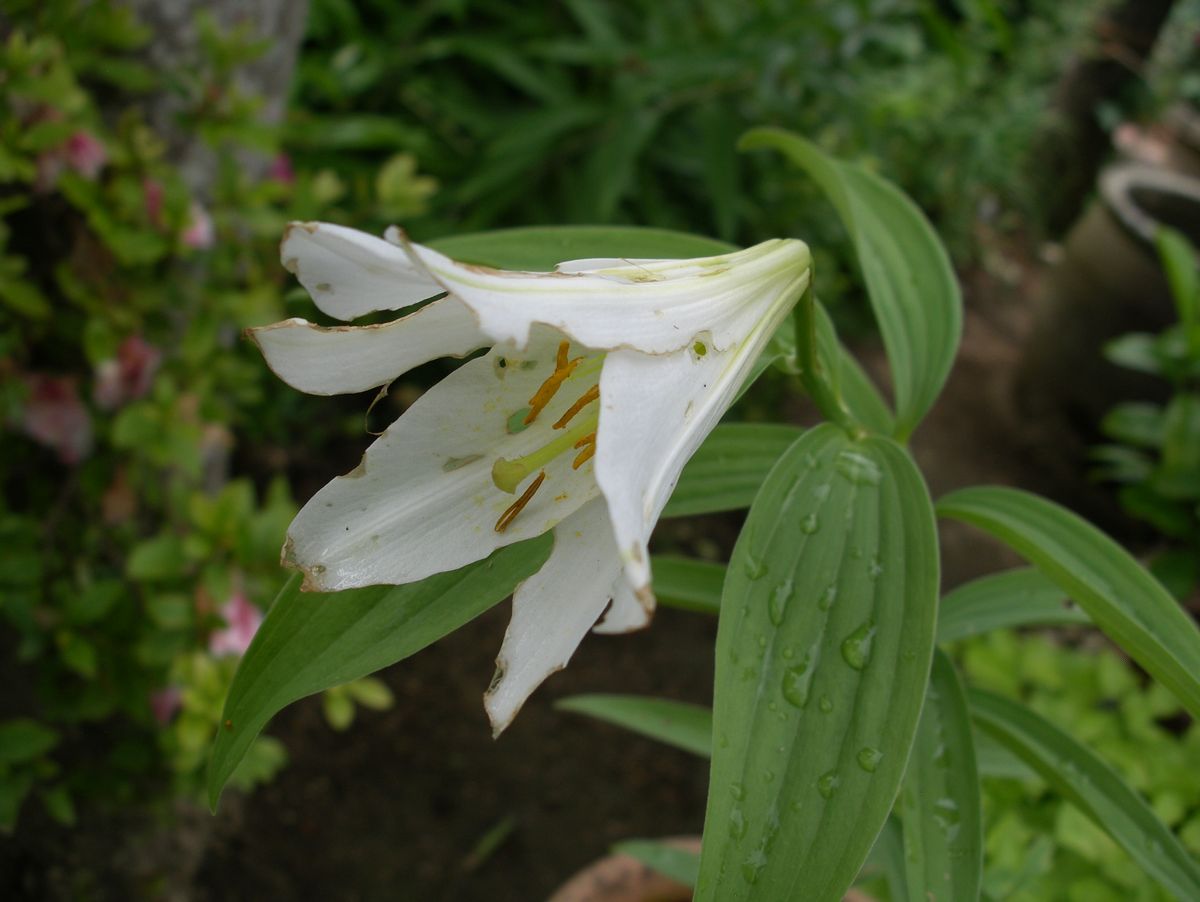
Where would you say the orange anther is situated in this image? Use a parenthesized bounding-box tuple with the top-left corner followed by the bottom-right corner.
(494, 470, 547, 533)
(524, 341, 582, 425)
(571, 432, 597, 469)
(552, 384, 600, 429)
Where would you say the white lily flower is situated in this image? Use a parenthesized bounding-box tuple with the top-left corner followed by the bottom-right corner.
(249, 221, 811, 733)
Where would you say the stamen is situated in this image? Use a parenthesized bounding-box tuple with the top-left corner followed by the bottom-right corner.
(492, 410, 599, 493)
(524, 341, 581, 425)
(494, 470, 546, 533)
(552, 384, 600, 429)
(572, 432, 597, 469)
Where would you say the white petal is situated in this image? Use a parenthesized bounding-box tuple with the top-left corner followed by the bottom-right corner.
(281, 221, 442, 321)
(594, 278, 798, 594)
(285, 329, 601, 591)
(554, 257, 669, 273)
(484, 499, 620, 734)
(407, 238, 811, 354)
(247, 297, 487, 395)
(592, 575, 653, 634)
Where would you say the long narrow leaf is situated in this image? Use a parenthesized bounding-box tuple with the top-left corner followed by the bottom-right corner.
(664, 423, 804, 518)
(652, 555, 724, 615)
(207, 537, 551, 808)
(937, 567, 1089, 643)
(970, 689, 1200, 899)
(938, 486, 1200, 719)
(555, 694, 712, 758)
(613, 840, 701, 888)
(900, 650, 983, 901)
(740, 128, 961, 439)
(697, 424, 939, 901)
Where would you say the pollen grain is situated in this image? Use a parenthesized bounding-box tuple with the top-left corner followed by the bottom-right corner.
(494, 470, 547, 533)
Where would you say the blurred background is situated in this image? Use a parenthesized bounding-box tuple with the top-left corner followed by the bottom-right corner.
(1, 1, 1199, 899)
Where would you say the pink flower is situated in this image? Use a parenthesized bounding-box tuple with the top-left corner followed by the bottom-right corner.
(208, 593, 263, 657)
(34, 129, 107, 191)
(149, 686, 182, 725)
(20, 374, 93, 464)
(267, 153, 294, 186)
(181, 201, 214, 250)
(93, 335, 163, 410)
(64, 131, 107, 180)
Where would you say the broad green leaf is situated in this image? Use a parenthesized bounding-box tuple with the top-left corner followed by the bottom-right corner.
(697, 424, 939, 901)
(1156, 226, 1198, 328)
(900, 651, 982, 902)
(938, 486, 1200, 720)
(614, 839, 700, 888)
(427, 225, 733, 272)
(555, 694, 711, 758)
(664, 423, 805, 518)
(970, 689, 1200, 900)
(207, 537, 550, 809)
(0, 719, 59, 765)
(972, 728, 1037, 782)
(937, 567, 1089, 643)
(652, 555, 724, 615)
(740, 128, 961, 440)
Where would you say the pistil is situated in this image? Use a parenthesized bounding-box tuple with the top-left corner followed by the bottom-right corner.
(492, 411, 599, 493)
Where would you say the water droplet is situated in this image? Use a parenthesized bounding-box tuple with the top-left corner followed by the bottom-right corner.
(812, 483, 831, 501)
(867, 556, 884, 580)
(835, 449, 882, 486)
(741, 849, 767, 884)
(730, 781, 745, 801)
(841, 620, 877, 671)
(756, 634, 768, 650)
(781, 648, 819, 708)
(857, 747, 884, 773)
(763, 769, 776, 784)
(932, 797, 961, 842)
(768, 577, 794, 625)
(818, 695, 834, 713)
(743, 555, 769, 581)
(781, 645, 796, 660)
(730, 807, 747, 838)
(817, 771, 841, 799)
(803, 452, 819, 470)
(800, 513, 820, 535)
(790, 799, 803, 813)
(818, 585, 838, 611)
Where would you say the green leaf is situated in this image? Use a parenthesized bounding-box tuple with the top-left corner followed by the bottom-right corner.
(697, 424, 939, 901)
(815, 303, 895, 435)
(0, 719, 59, 765)
(652, 556, 724, 615)
(664, 423, 804, 518)
(972, 727, 1037, 781)
(740, 128, 961, 440)
(970, 689, 1200, 900)
(126, 534, 187, 581)
(937, 567, 1089, 643)
(937, 486, 1200, 720)
(1101, 402, 1165, 449)
(614, 839, 700, 888)
(556, 694, 712, 758)
(207, 537, 550, 809)
(900, 651, 982, 902)
(1156, 226, 1199, 328)
(1104, 333, 1163, 376)
(1156, 392, 1200, 499)
(863, 818, 909, 902)
(427, 225, 733, 272)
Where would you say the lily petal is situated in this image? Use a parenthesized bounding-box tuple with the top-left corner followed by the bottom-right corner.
(484, 498, 620, 734)
(595, 276, 800, 593)
(406, 238, 811, 355)
(285, 329, 601, 591)
(592, 576, 653, 635)
(247, 297, 487, 395)
(282, 221, 442, 321)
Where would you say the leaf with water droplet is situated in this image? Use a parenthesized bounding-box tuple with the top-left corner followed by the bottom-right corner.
(840, 620, 876, 670)
(857, 747, 883, 773)
(817, 771, 841, 799)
